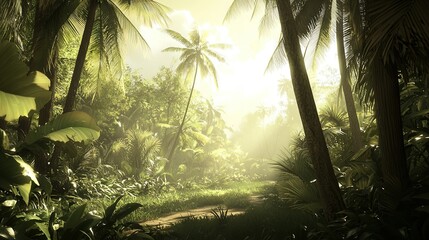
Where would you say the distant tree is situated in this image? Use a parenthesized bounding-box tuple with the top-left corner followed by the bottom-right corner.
(163, 29, 229, 168)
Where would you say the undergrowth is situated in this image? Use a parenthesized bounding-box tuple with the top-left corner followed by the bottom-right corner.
(86, 181, 271, 223)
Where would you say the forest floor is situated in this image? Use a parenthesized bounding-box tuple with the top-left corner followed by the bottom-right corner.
(142, 194, 265, 228)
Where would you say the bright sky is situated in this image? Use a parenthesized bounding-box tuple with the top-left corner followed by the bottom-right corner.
(124, 0, 339, 129)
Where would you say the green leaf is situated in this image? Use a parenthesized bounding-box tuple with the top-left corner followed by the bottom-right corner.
(25, 111, 101, 145)
(64, 204, 87, 230)
(17, 182, 32, 205)
(0, 41, 51, 121)
(35, 222, 51, 240)
(0, 226, 15, 239)
(0, 153, 38, 204)
(104, 195, 123, 223)
(15, 157, 39, 186)
(111, 203, 142, 222)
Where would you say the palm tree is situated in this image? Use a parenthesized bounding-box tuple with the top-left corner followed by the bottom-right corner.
(63, 0, 169, 113)
(267, 0, 364, 151)
(335, 1, 363, 151)
(226, 0, 345, 217)
(228, 0, 345, 218)
(163, 28, 228, 168)
(276, 0, 345, 217)
(356, 0, 429, 194)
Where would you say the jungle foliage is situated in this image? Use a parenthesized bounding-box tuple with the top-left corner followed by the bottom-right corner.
(1, 0, 429, 239)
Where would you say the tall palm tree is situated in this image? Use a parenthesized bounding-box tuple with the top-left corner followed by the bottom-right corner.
(265, 0, 364, 151)
(356, 0, 429, 194)
(226, 0, 345, 217)
(63, 0, 169, 113)
(163, 29, 228, 167)
(275, 0, 345, 218)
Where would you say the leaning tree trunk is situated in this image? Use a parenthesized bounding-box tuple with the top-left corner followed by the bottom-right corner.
(49, 0, 98, 174)
(166, 61, 199, 170)
(63, 0, 98, 113)
(336, 3, 363, 152)
(372, 54, 409, 195)
(276, 0, 345, 218)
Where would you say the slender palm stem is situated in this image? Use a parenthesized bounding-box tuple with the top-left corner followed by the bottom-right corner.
(167, 60, 199, 167)
(63, 0, 98, 113)
(276, 0, 345, 218)
(336, 3, 363, 151)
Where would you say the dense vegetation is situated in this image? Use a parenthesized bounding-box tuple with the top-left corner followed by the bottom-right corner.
(1, 0, 429, 239)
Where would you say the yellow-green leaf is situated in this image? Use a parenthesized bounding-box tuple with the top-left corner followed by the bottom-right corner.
(25, 111, 101, 145)
(0, 42, 51, 121)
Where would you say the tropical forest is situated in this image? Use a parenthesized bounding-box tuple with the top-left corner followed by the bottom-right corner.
(1, 0, 429, 239)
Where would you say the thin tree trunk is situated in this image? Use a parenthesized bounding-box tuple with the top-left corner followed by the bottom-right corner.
(38, 49, 58, 126)
(63, 0, 98, 113)
(30, 1, 53, 174)
(372, 55, 409, 194)
(336, 3, 363, 152)
(49, 0, 98, 174)
(166, 61, 199, 170)
(276, 0, 345, 218)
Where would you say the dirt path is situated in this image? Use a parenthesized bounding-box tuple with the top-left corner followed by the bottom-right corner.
(142, 195, 264, 228)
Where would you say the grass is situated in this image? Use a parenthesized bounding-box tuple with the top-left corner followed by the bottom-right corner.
(86, 180, 272, 223)
(150, 185, 316, 240)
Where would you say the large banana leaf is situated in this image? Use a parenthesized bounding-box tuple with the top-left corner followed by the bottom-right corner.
(0, 42, 51, 121)
(25, 111, 101, 145)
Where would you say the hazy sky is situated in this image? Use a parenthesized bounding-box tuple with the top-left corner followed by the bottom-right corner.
(124, 0, 338, 128)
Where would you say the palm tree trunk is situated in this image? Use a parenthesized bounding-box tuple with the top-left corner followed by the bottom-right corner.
(372, 55, 409, 194)
(37, 47, 58, 126)
(275, 0, 345, 218)
(166, 61, 199, 170)
(336, 3, 363, 152)
(63, 0, 98, 113)
(48, 0, 98, 174)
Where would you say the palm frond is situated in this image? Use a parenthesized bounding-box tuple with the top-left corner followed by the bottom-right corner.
(164, 29, 193, 48)
(258, 0, 279, 36)
(319, 106, 348, 128)
(108, 0, 151, 51)
(294, 0, 326, 39)
(201, 54, 219, 88)
(265, 35, 287, 74)
(304, 3, 334, 67)
(207, 43, 231, 49)
(223, 0, 257, 23)
(277, 178, 322, 213)
(204, 49, 226, 62)
(163, 47, 189, 53)
(275, 149, 315, 182)
(363, 0, 429, 63)
(113, 0, 170, 27)
(0, 0, 28, 48)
